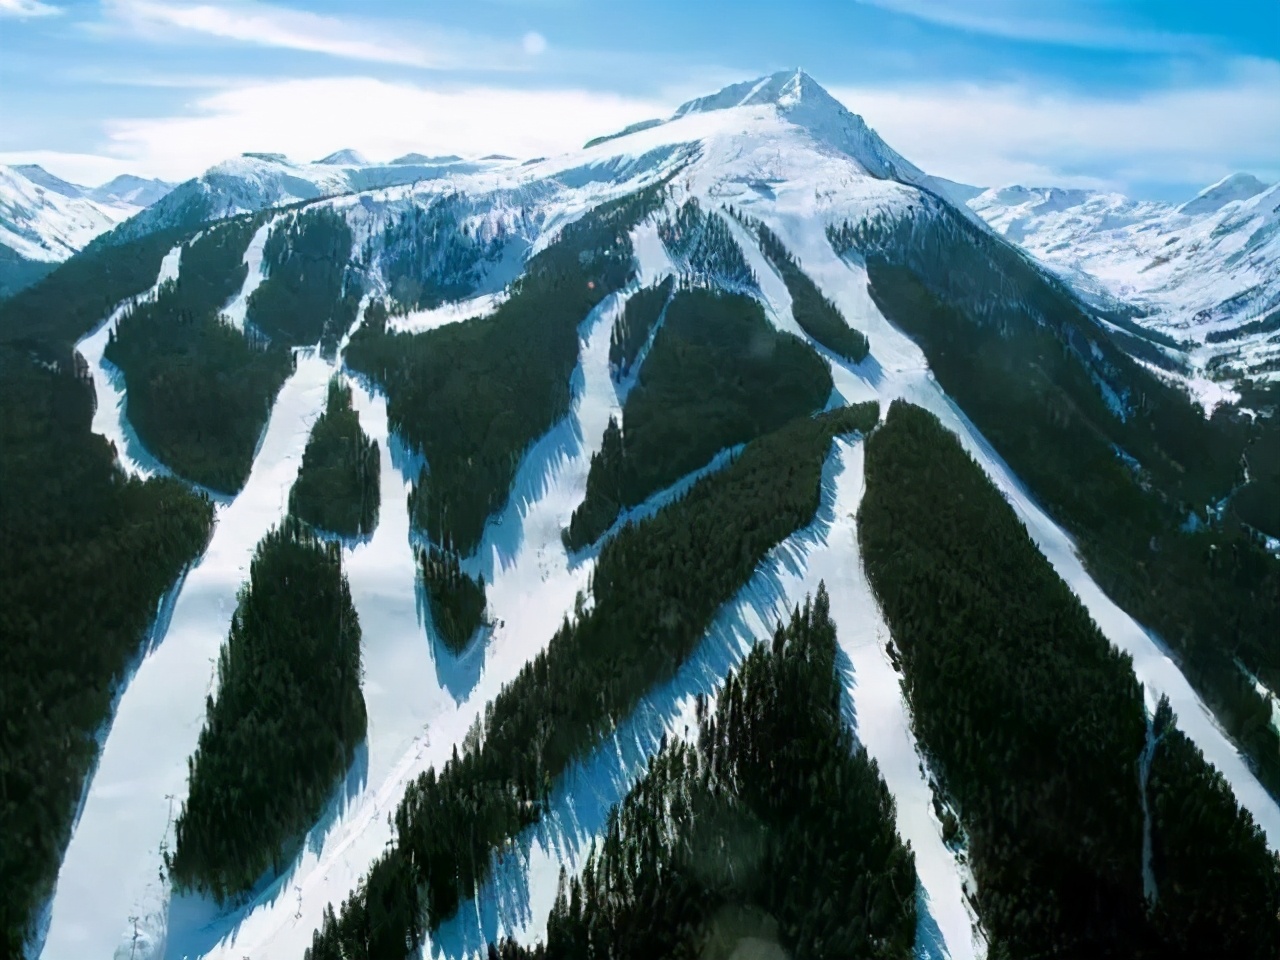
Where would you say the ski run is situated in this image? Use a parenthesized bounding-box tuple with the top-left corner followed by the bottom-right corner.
(32, 71, 1280, 960)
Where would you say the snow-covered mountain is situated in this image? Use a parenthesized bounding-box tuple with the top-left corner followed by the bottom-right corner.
(87, 175, 175, 208)
(969, 174, 1280, 385)
(26, 67, 1280, 960)
(102, 151, 519, 248)
(0, 164, 171, 297)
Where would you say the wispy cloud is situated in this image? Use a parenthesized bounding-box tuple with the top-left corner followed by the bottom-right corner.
(26, 75, 666, 180)
(855, 0, 1208, 53)
(103, 0, 532, 70)
(833, 57, 1280, 194)
(0, 0, 62, 18)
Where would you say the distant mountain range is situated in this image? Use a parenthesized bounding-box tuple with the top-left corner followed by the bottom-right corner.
(969, 173, 1280, 390)
(5, 137, 1274, 395)
(0, 151, 515, 299)
(0, 165, 174, 297)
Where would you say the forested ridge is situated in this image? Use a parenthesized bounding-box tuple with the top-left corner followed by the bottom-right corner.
(377, 195, 511, 311)
(831, 206, 1280, 799)
(752, 216, 869, 362)
(169, 518, 366, 901)
(0, 235, 215, 953)
(565, 287, 832, 551)
(105, 215, 295, 493)
(0, 224, 190, 347)
(346, 182, 670, 555)
(659, 198, 757, 289)
(306, 404, 877, 958)
(1232, 395, 1280, 539)
(247, 206, 362, 353)
(493, 588, 916, 960)
(289, 377, 380, 538)
(608, 274, 673, 378)
(858, 401, 1280, 958)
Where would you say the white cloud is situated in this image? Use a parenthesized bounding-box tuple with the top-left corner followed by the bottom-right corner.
(522, 31, 548, 56)
(36, 76, 666, 181)
(0, 0, 61, 17)
(854, 0, 1206, 53)
(832, 58, 1280, 193)
(8, 58, 1276, 200)
(104, 0, 526, 70)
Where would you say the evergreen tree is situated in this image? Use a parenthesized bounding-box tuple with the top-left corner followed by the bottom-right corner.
(169, 518, 366, 900)
(858, 400, 1280, 958)
(289, 377, 380, 538)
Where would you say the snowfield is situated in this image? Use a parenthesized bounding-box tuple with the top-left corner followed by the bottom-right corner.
(0, 164, 139, 263)
(34, 69, 1280, 960)
(969, 176, 1280, 387)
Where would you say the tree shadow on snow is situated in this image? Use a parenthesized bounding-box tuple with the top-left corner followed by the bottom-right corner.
(429, 445, 846, 958)
(161, 742, 369, 960)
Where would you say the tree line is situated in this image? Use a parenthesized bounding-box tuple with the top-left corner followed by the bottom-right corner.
(105, 214, 295, 494)
(377, 194, 511, 311)
(831, 204, 1280, 799)
(493, 587, 917, 960)
(609, 275, 673, 379)
(345, 181, 671, 556)
(168, 517, 366, 901)
(0, 233, 215, 953)
(419, 544, 487, 653)
(289, 376, 380, 538)
(566, 287, 832, 551)
(858, 401, 1280, 958)
(658, 198, 757, 290)
(305, 404, 878, 959)
(247, 206, 362, 354)
(751, 215, 869, 362)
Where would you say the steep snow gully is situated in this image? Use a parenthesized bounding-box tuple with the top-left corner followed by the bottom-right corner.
(36, 100, 1280, 960)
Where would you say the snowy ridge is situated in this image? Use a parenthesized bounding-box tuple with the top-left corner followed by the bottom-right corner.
(969, 175, 1280, 384)
(107, 152, 523, 249)
(0, 164, 136, 263)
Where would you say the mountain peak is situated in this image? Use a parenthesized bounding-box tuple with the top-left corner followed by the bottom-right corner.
(672, 69, 924, 186)
(673, 69, 837, 118)
(88, 175, 175, 209)
(1179, 172, 1270, 217)
(12, 164, 85, 199)
(313, 149, 369, 166)
(390, 152, 462, 165)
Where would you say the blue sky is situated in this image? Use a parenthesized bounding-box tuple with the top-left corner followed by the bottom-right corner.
(0, 0, 1276, 200)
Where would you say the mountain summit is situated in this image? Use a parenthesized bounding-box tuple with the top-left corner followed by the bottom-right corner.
(673, 68, 841, 116)
(669, 69, 923, 184)
(1178, 171, 1271, 217)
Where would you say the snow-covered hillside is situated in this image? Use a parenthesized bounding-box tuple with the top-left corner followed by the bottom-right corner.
(0, 165, 173, 297)
(0, 166, 131, 261)
(105, 151, 521, 249)
(969, 175, 1280, 384)
(29, 69, 1280, 960)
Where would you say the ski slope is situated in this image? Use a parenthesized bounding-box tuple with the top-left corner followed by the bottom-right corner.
(76, 244, 183, 480)
(434, 438, 988, 960)
(40, 350, 332, 960)
(32, 68, 1280, 960)
(220, 220, 272, 333)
